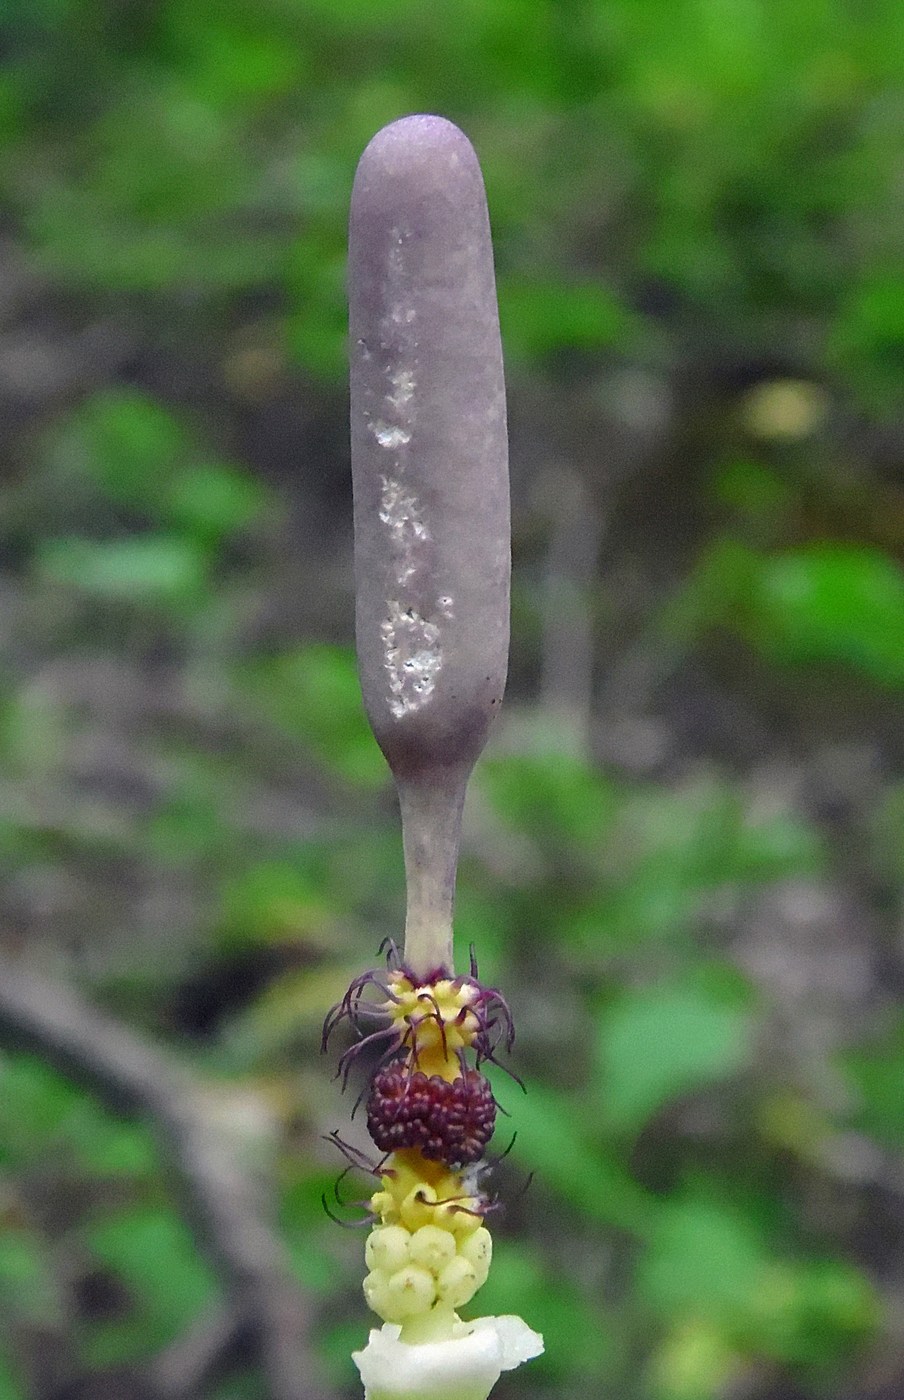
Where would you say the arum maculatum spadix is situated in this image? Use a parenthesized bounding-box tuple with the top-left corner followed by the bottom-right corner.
(324, 115, 542, 1400)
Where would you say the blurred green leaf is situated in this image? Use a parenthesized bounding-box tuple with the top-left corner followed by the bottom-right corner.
(711, 459, 796, 527)
(560, 777, 822, 956)
(285, 226, 348, 381)
(165, 3, 304, 106)
(0, 1055, 156, 1178)
(0, 1346, 22, 1400)
(42, 390, 189, 509)
(84, 1206, 218, 1355)
(447, 882, 509, 984)
(843, 1017, 904, 1149)
(476, 1241, 617, 1379)
(218, 859, 332, 950)
(162, 462, 270, 542)
(145, 789, 229, 867)
(244, 645, 387, 788)
(639, 1195, 769, 1329)
(594, 971, 753, 1134)
(480, 751, 618, 851)
(748, 545, 904, 687)
(500, 1078, 655, 1234)
(318, 1324, 363, 1397)
(0, 1055, 85, 1166)
(871, 780, 904, 883)
(0, 688, 69, 776)
(640, 1191, 876, 1364)
(36, 535, 209, 605)
(499, 276, 630, 361)
(0, 1231, 55, 1319)
(785, 1258, 878, 1367)
(649, 1319, 742, 1400)
(830, 273, 904, 409)
(281, 1169, 353, 1294)
(670, 539, 760, 639)
(685, 540, 904, 688)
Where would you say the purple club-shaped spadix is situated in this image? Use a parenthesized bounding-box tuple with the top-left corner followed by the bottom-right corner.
(349, 116, 510, 978)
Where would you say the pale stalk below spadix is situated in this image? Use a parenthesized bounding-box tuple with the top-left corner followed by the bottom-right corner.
(398, 769, 468, 977)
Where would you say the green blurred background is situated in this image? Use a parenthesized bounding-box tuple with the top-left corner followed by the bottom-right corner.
(1, 1, 903, 1397)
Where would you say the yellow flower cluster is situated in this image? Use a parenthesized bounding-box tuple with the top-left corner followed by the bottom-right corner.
(364, 1218, 492, 1327)
(382, 974, 481, 1080)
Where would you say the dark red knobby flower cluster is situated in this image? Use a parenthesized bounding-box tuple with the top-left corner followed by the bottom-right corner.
(366, 1059, 496, 1166)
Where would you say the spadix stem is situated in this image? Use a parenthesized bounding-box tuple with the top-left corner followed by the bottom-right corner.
(397, 766, 469, 977)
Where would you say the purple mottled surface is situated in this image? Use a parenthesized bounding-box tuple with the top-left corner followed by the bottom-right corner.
(349, 114, 509, 776)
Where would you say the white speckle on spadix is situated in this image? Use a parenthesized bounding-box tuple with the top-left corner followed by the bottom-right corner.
(389, 368, 415, 410)
(379, 477, 429, 550)
(381, 603, 442, 719)
(371, 420, 411, 450)
(377, 478, 446, 718)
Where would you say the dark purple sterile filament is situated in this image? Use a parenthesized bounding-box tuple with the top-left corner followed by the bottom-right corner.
(348, 115, 510, 979)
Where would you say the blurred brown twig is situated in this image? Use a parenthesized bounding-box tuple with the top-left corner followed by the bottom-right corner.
(0, 955, 333, 1400)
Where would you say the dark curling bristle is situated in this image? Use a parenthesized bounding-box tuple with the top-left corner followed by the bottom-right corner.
(366, 1060, 496, 1167)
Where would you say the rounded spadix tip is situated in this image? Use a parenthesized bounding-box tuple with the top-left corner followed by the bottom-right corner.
(357, 113, 477, 169)
(351, 115, 486, 221)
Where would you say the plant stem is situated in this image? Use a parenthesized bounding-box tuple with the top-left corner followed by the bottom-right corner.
(397, 765, 470, 977)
